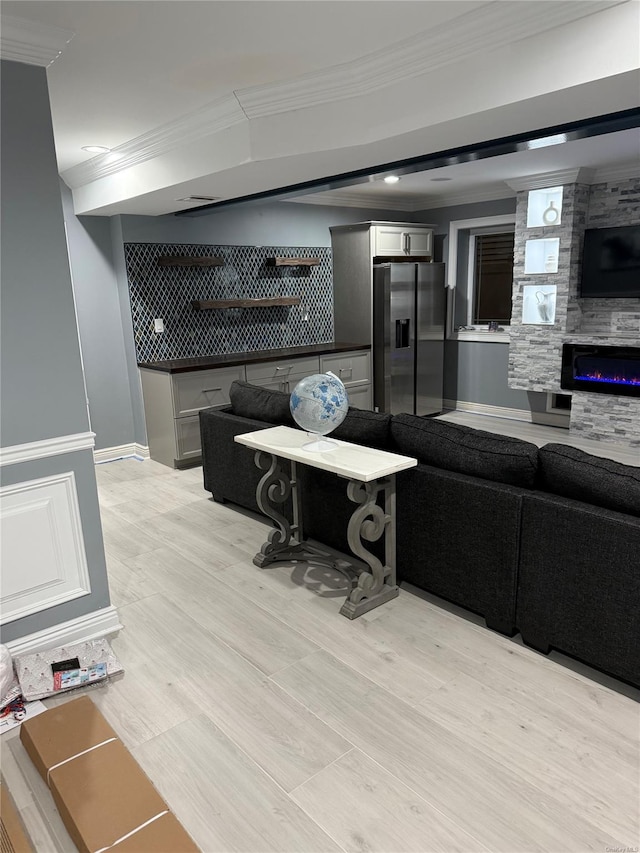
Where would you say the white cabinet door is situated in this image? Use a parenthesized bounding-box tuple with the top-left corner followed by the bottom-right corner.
(373, 226, 433, 257)
(373, 226, 406, 256)
(404, 228, 433, 257)
(174, 415, 202, 463)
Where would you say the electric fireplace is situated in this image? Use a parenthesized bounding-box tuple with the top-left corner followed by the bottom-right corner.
(561, 344, 640, 398)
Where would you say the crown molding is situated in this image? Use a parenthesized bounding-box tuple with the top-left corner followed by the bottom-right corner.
(505, 168, 596, 191)
(0, 431, 95, 468)
(59, 0, 625, 191)
(0, 14, 74, 67)
(407, 186, 516, 211)
(290, 184, 515, 213)
(287, 191, 417, 212)
(591, 162, 640, 184)
(235, 1, 624, 119)
(61, 95, 247, 188)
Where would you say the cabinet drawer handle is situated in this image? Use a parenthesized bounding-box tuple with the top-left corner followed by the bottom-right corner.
(202, 387, 222, 393)
(275, 365, 293, 372)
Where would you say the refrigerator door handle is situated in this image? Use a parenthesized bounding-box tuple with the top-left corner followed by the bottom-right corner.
(395, 318, 410, 349)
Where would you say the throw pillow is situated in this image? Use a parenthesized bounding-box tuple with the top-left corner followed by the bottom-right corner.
(538, 443, 640, 517)
(229, 380, 294, 426)
(390, 413, 539, 487)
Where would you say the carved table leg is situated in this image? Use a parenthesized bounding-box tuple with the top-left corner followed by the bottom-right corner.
(252, 454, 358, 589)
(339, 474, 399, 619)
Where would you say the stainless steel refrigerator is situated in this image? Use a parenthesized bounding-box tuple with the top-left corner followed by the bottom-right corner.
(372, 263, 446, 415)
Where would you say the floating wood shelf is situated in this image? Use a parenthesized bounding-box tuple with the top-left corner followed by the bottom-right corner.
(158, 256, 223, 267)
(192, 297, 301, 310)
(266, 257, 320, 267)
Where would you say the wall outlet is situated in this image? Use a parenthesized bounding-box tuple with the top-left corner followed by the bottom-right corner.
(154, 318, 164, 333)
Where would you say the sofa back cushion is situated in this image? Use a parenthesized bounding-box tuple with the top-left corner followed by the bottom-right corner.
(390, 413, 539, 487)
(331, 407, 392, 449)
(229, 380, 294, 426)
(538, 443, 640, 517)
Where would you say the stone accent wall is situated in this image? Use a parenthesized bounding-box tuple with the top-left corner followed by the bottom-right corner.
(570, 391, 640, 447)
(509, 183, 590, 393)
(508, 177, 640, 447)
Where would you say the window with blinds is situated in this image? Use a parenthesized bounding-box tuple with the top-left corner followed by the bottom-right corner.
(472, 232, 515, 324)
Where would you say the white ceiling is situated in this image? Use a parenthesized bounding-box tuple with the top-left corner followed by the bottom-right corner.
(290, 127, 640, 211)
(3, 0, 482, 173)
(1, 0, 638, 216)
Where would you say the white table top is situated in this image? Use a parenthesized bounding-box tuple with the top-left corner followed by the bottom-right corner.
(235, 425, 417, 482)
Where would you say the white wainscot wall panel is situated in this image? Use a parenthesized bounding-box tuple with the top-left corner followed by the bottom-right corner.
(0, 471, 91, 624)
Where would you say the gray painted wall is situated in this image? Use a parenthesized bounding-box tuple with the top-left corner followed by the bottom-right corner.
(120, 201, 420, 246)
(416, 197, 546, 412)
(1, 61, 89, 445)
(61, 182, 136, 450)
(443, 340, 532, 409)
(0, 60, 112, 642)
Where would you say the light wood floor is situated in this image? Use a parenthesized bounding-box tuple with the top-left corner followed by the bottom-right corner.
(2, 415, 639, 852)
(438, 410, 640, 466)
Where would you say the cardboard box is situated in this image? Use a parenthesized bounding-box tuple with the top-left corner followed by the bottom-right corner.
(20, 696, 199, 853)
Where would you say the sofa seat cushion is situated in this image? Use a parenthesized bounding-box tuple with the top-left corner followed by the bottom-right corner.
(391, 413, 539, 487)
(229, 380, 294, 426)
(331, 407, 392, 449)
(538, 443, 640, 517)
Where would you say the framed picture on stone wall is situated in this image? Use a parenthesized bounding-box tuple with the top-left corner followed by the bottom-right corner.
(522, 284, 557, 325)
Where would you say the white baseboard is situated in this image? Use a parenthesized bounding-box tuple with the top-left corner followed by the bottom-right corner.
(444, 399, 570, 428)
(443, 399, 532, 422)
(4, 605, 122, 657)
(94, 443, 150, 464)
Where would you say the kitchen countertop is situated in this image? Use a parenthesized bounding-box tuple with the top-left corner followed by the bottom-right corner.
(138, 342, 370, 374)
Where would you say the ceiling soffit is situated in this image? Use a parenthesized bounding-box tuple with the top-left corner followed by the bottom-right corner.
(5, 1, 635, 215)
(60, 0, 627, 190)
(235, 0, 624, 119)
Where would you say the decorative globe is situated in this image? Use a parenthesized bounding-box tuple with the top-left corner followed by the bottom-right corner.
(290, 372, 349, 451)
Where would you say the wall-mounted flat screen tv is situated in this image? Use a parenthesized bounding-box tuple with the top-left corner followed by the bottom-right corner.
(580, 224, 640, 298)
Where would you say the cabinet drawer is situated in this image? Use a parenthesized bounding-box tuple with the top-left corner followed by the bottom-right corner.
(172, 365, 245, 417)
(175, 415, 202, 461)
(246, 356, 319, 383)
(345, 383, 372, 411)
(320, 351, 371, 384)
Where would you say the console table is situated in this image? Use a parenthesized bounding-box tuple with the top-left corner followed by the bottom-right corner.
(234, 425, 417, 618)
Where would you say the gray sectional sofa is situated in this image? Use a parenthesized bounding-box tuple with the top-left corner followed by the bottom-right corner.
(199, 380, 640, 688)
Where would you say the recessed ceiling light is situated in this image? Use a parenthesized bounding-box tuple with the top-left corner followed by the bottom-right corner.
(383, 175, 400, 184)
(82, 145, 111, 154)
(430, 177, 452, 182)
